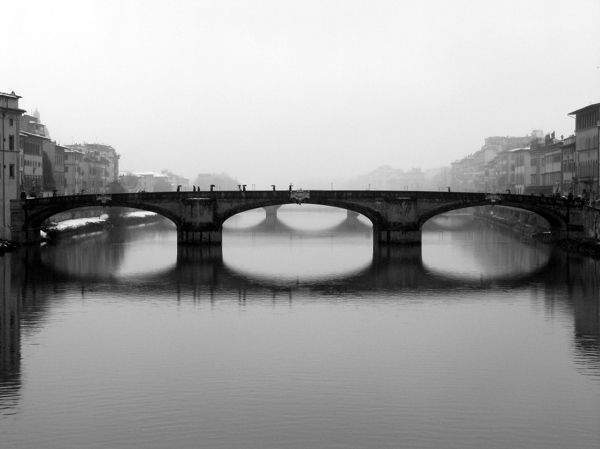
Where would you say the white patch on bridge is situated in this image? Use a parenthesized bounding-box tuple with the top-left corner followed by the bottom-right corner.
(485, 194, 502, 202)
(96, 194, 112, 204)
(290, 190, 310, 204)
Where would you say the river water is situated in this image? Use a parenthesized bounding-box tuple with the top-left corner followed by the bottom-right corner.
(1, 206, 599, 449)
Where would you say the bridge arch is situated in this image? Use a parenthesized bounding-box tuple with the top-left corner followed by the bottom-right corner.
(11, 194, 184, 244)
(25, 201, 181, 230)
(217, 199, 383, 229)
(223, 204, 373, 237)
(417, 200, 567, 232)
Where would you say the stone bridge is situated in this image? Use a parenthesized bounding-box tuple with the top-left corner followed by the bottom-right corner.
(10, 190, 585, 246)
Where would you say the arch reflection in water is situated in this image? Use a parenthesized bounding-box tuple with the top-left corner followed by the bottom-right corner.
(40, 223, 177, 280)
(31, 217, 558, 293)
(221, 206, 373, 285)
(222, 232, 373, 285)
(422, 214, 551, 281)
(8, 229, 600, 362)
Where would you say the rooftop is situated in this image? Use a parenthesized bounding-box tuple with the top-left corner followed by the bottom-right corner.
(0, 91, 21, 99)
(64, 148, 84, 154)
(568, 102, 600, 116)
(19, 130, 51, 140)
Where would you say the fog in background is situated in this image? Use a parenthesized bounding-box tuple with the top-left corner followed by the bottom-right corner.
(3, 0, 600, 187)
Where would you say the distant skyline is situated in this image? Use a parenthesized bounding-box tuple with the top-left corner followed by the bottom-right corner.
(4, 0, 600, 187)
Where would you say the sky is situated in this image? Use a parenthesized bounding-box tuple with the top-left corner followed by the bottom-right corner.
(3, 0, 600, 187)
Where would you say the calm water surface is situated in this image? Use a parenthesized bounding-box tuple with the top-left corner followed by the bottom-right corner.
(1, 207, 599, 449)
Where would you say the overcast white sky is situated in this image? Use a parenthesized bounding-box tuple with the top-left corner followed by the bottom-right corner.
(3, 0, 600, 187)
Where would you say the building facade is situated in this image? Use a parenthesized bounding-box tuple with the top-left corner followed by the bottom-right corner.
(20, 131, 46, 196)
(541, 138, 563, 194)
(66, 143, 120, 194)
(19, 112, 65, 197)
(63, 148, 84, 194)
(54, 145, 66, 195)
(561, 135, 576, 194)
(0, 92, 25, 238)
(569, 103, 600, 197)
(507, 148, 530, 194)
(451, 132, 539, 193)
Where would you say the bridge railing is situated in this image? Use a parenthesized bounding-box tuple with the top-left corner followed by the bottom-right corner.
(13, 190, 588, 210)
(490, 193, 588, 209)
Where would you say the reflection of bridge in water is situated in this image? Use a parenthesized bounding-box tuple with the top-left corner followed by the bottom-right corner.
(164, 244, 560, 293)
(2, 227, 600, 414)
(12, 238, 573, 294)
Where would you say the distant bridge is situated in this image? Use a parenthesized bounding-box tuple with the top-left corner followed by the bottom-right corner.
(10, 190, 585, 245)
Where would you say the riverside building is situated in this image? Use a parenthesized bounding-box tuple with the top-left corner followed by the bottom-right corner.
(0, 91, 25, 239)
(569, 103, 600, 197)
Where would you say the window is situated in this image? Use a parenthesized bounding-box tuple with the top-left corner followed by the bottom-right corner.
(9, 118, 14, 127)
(9, 164, 15, 179)
(9, 135, 14, 150)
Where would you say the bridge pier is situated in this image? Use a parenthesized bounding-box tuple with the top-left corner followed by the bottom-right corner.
(10, 218, 42, 245)
(10, 225, 41, 246)
(177, 228, 222, 245)
(264, 205, 281, 227)
(374, 226, 422, 245)
(26, 228, 42, 245)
